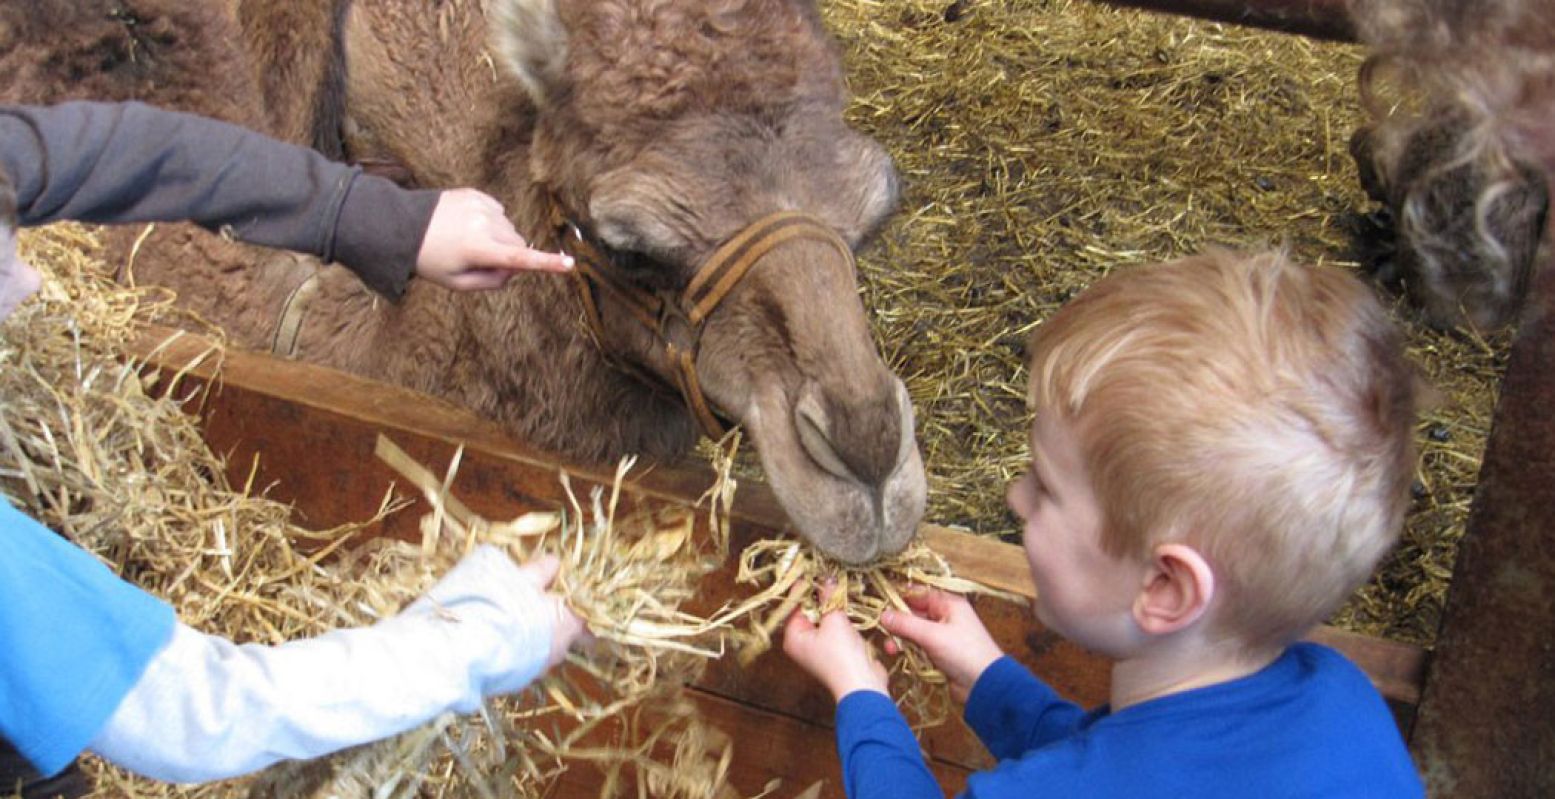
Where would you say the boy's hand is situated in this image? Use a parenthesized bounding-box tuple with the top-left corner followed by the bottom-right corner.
(881, 588, 1003, 702)
(515, 554, 587, 669)
(782, 588, 890, 703)
(415, 188, 573, 290)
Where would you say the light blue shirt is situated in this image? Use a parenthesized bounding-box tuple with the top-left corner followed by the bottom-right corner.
(0, 500, 175, 776)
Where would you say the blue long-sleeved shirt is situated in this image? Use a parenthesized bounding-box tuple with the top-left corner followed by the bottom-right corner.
(834, 644, 1424, 798)
(0, 502, 176, 777)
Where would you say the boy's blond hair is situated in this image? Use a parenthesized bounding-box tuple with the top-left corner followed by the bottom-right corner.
(1028, 249, 1419, 651)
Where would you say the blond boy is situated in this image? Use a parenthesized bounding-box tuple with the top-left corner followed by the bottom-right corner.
(784, 249, 1426, 798)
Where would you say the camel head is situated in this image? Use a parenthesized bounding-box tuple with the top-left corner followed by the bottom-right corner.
(491, 0, 926, 564)
(1350, 111, 1549, 331)
(1347, 0, 1555, 331)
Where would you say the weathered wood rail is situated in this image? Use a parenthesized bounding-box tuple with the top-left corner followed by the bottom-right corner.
(1090, 0, 1355, 40)
(131, 324, 1427, 797)
(1405, 255, 1555, 794)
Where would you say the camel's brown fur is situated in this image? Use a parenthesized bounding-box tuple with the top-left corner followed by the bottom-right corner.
(0, 0, 260, 126)
(0, 0, 926, 563)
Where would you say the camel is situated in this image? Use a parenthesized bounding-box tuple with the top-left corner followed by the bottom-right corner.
(0, 0, 928, 564)
(1346, 0, 1553, 331)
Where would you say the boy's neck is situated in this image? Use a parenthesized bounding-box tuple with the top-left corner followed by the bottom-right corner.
(1108, 634, 1281, 711)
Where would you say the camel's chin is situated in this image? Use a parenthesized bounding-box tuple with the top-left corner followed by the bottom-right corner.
(761, 444, 927, 566)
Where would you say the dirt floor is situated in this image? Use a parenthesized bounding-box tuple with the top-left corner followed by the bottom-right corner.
(819, 0, 1508, 647)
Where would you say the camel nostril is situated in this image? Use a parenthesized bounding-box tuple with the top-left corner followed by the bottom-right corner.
(795, 386, 858, 482)
(891, 377, 916, 470)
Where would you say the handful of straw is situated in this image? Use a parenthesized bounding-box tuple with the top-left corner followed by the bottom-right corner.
(362, 429, 1013, 791)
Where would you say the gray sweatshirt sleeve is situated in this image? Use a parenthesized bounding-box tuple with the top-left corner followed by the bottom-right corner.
(0, 100, 439, 299)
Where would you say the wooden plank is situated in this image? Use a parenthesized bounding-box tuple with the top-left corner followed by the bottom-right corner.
(1086, 0, 1355, 41)
(540, 689, 971, 799)
(128, 325, 1424, 752)
(133, 329, 1108, 771)
(1408, 257, 1555, 793)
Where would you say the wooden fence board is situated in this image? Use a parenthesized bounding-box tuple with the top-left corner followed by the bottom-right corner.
(1408, 251, 1555, 796)
(1087, 0, 1354, 40)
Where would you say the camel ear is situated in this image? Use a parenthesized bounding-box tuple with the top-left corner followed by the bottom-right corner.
(837, 133, 900, 247)
(490, 0, 570, 108)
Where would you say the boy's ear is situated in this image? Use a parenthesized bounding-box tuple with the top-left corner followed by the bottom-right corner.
(1132, 543, 1215, 636)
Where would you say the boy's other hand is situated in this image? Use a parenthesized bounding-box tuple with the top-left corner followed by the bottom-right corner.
(515, 554, 587, 669)
(415, 188, 573, 291)
(782, 585, 889, 703)
(881, 588, 1003, 702)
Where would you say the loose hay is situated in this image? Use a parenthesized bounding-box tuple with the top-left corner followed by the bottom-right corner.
(3, 225, 1010, 797)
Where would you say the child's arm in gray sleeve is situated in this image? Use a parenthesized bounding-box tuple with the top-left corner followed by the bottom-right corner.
(0, 100, 436, 298)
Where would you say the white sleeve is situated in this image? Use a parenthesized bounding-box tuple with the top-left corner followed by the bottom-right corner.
(86, 545, 554, 784)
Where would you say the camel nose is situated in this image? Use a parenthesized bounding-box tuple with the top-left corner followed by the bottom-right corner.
(793, 377, 907, 489)
(796, 386, 856, 482)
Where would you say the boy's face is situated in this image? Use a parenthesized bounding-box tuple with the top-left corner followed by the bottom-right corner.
(0, 223, 41, 323)
(1007, 408, 1145, 657)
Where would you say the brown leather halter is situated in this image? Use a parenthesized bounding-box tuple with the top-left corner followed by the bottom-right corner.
(556, 209, 856, 440)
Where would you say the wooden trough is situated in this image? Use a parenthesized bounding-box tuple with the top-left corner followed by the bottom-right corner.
(126, 318, 1438, 798)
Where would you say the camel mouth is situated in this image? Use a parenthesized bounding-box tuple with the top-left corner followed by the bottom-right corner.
(751, 377, 927, 565)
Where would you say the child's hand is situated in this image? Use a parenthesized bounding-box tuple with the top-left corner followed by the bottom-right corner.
(0, 254, 41, 323)
(880, 588, 1003, 702)
(782, 587, 890, 703)
(415, 188, 573, 290)
(515, 554, 587, 669)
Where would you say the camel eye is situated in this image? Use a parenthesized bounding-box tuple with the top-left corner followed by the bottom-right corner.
(607, 248, 675, 289)
(609, 248, 652, 272)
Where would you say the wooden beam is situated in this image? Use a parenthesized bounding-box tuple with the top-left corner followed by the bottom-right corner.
(129, 327, 1109, 774)
(1088, 0, 1355, 41)
(1409, 261, 1555, 793)
(538, 689, 972, 798)
(128, 325, 1424, 765)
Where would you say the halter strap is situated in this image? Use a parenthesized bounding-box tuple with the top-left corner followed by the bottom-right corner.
(685, 211, 854, 325)
(272, 270, 321, 358)
(556, 207, 853, 440)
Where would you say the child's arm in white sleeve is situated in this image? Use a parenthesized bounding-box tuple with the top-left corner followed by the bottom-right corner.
(87, 545, 562, 784)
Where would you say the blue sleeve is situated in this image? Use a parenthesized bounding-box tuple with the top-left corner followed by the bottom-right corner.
(834, 690, 944, 799)
(963, 656, 1086, 760)
(0, 501, 176, 777)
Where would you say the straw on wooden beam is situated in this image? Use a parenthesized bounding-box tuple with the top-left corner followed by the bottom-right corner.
(362, 426, 1035, 791)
